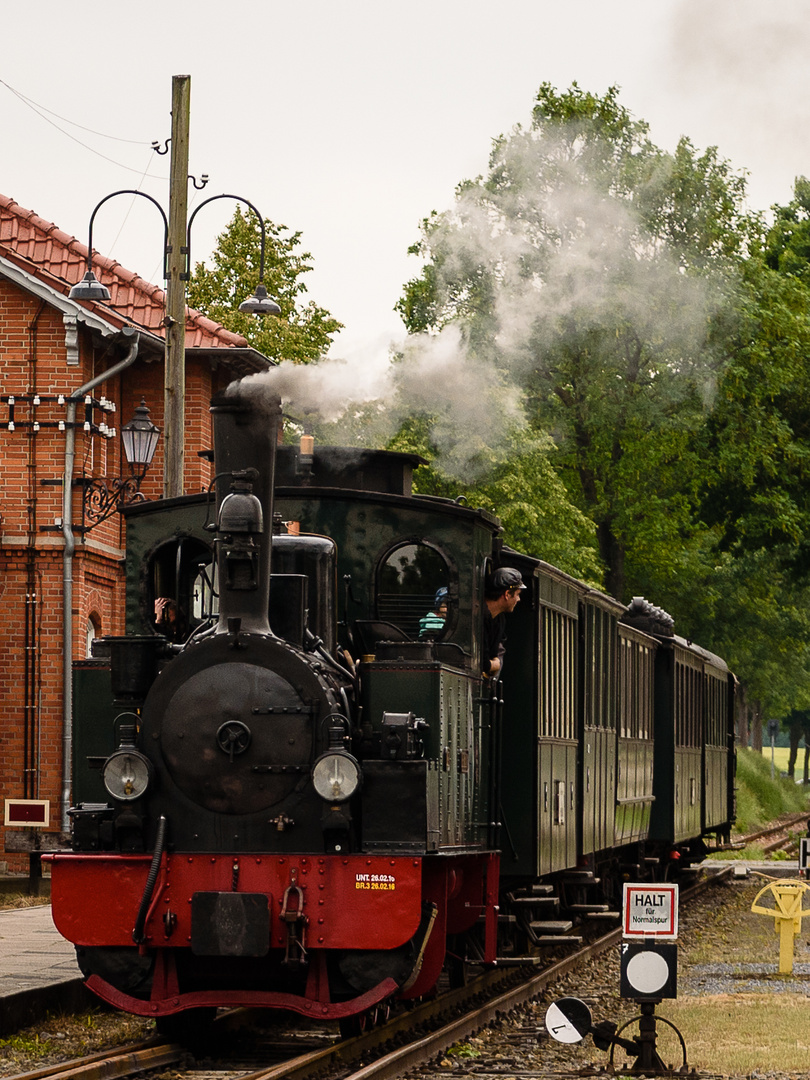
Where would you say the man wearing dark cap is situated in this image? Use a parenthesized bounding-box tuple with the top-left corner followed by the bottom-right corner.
(483, 567, 526, 678)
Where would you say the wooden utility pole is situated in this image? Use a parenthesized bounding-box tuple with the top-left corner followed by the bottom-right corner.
(164, 74, 191, 499)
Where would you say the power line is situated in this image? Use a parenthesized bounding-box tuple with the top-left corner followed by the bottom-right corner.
(1, 77, 167, 178)
(1, 78, 149, 143)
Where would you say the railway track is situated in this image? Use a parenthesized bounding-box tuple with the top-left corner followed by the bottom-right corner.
(6, 870, 730, 1080)
(2, 1041, 185, 1080)
(738, 811, 810, 855)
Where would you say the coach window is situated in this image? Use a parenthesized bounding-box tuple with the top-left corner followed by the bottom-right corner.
(377, 541, 454, 640)
(541, 606, 576, 740)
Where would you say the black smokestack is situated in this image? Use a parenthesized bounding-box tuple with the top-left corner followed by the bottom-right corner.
(209, 384, 282, 635)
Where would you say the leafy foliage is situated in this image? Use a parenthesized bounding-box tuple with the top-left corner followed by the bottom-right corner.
(701, 255, 810, 573)
(187, 206, 342, 364)
(764, 175, 810, 284)
(398, 82, 751, 599)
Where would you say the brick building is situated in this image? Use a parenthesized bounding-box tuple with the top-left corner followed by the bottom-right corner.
(0, 195, 272, 868)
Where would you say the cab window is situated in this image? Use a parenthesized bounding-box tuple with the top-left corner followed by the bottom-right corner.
(376, 541, 453, 639)
(146, 537, 215, 640)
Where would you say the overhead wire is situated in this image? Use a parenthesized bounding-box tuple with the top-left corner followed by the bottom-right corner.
(0, 77, 168, 178)
(2, 77, 214, 285)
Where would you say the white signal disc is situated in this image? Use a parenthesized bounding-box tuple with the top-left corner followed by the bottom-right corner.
(626, 950, 670, 994)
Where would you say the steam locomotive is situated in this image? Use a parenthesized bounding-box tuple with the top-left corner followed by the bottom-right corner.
(47, 381, 736, 1030)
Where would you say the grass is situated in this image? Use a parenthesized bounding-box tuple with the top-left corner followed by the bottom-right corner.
(662, 995, 810, 1074)
(706, 843, 767, 861)
(759, 744, 810, 775)
(0, 1034, 54, 1060)
(733, 747, 809, 833)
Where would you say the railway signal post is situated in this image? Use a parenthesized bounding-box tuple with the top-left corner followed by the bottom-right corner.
(546, 885, 688, 1073)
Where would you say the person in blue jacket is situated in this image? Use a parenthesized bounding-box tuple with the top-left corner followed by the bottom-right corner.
(419, 586, 449, 639)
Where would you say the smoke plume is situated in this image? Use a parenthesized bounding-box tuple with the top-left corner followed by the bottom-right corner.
(236, 112, 728, 479)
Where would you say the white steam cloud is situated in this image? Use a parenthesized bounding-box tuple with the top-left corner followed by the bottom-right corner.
(236, 115, 725, 478)
(236, 324, 525, 480)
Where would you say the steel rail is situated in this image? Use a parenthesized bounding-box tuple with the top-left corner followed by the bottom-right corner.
(740, 812, 810, 846)
(5, 1043, 185, 1080)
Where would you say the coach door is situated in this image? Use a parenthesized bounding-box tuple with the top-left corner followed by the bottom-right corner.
(537, 579, 579, 876)
(580, 602, 618, 857)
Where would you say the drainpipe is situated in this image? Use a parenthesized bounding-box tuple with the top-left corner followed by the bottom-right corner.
(61, 327, 140, 832)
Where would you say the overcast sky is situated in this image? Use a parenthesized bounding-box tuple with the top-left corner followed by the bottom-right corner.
(3, 1, 810, 362)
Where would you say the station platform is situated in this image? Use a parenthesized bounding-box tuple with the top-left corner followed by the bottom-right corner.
(702, 858, 802, 878)
(0, 904, 92, 1036)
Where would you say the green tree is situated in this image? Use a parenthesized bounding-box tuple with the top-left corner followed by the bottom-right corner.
(398, 83, 751, 601)
(685, 195, 810, 710)
(697, 174, 810, 591)
(764, 175, 810, 284)
(187, 206, 342, 363)
(687, 549, 810, 718)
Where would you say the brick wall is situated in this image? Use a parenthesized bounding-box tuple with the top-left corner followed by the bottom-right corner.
(0, 278, 222, 867)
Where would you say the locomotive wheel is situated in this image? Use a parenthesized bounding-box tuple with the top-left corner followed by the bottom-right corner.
(338, 1012, 368, 1038)
(156, 1007, 218, 1046)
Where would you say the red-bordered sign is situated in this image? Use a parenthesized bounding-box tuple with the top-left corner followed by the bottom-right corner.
(622, 883, 678, 939)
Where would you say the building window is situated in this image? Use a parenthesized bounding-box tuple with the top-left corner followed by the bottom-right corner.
(86, 614, 101, 657)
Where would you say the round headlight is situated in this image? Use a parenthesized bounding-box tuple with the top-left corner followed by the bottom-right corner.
(312, 752, 361, 802)
(102, 749, 153, 801)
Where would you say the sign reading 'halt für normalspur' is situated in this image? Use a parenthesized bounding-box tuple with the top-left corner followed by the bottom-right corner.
(622, 883, 679, 939)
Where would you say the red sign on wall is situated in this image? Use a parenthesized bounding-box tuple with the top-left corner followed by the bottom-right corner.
(4, 799, 50, 827)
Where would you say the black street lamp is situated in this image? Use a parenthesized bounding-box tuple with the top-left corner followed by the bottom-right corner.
(186, 193, 281, 314)
(121, 399, 161, 481)
(68, 185, 280, 501)
(69, 189, 280, 315)
(68, 191, 169, 303)
(77, 399, 160, 529)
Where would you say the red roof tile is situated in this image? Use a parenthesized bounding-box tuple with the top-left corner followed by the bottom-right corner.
(0, 194, 252, 351)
